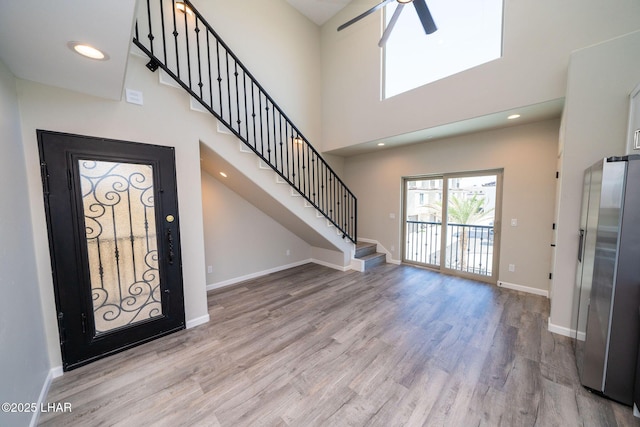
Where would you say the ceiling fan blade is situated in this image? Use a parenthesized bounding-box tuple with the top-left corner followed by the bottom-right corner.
(413, 0, 437, 34)
(337, 0, 396, 32)
(378, 4, 405, 47)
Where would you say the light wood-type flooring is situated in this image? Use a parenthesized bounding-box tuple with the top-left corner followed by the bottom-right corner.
(40, 263, 640, 426)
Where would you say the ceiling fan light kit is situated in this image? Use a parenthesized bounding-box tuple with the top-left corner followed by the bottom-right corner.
(337, 0, 437, 47)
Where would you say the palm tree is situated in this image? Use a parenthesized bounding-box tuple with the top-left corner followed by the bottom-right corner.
(447, 194, 494, 225)
(427, 194, 494, 270)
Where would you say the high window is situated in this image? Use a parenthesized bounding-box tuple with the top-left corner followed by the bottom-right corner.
(384, 0, 503, 98)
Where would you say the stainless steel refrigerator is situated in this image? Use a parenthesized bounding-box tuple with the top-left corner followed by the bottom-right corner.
(573, 155, 640, 406)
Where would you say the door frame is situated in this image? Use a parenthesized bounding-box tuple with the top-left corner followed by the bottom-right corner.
(401, 169, 503, 284)
(38, 130, 186, 371)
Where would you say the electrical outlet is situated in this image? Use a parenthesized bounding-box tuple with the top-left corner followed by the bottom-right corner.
(508, 264, 515, 272)
(286, 249, 291, 256)
(207, 265, 213, 274)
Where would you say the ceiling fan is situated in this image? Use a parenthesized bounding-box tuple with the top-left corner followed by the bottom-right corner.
(337, 0, 437, 47)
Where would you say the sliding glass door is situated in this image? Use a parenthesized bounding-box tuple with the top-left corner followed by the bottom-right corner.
(404, 177, 444, 269)
(403, 170, 502, 283)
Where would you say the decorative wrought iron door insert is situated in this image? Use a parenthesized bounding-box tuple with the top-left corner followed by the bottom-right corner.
(39, 131, 185, 370)
(79, 160, 162, 333)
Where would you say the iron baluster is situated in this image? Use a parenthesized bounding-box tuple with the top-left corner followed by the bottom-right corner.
(216, 41, 223, 117)
(243, 70, 249, 142)
(296, 134, 301, 189)
(251, 83, 257, 151)
(265, 100, 271, 163)
(285, 123, 291, 181)
(225, 51, 231, 125)
(301, 140, 307, 198)
(235, 62, 241, 134)
(159, 0, 167, 66)
(183, 5, 192, 90)
(311, 152, 316, 204)
(206, 32, 213, 110)
(278, 113, 284, 175)
(258, 92, 264, 157)
(195, 16, 203, 99)
(171, 0, 180, 78)
(146, 0, 154, 55)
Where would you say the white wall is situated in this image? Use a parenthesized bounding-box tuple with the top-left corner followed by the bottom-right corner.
(201, 170, 312, 287)
(320, 0, 640, 151)
(550, 30, 640, 333)
(15, 0, 324, 369)
(193, 0, 322, 146)
(0, 61, 50, 427)
(344, 118, 559, 293)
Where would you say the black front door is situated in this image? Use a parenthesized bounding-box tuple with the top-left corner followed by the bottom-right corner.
(38, 131, 185, 371)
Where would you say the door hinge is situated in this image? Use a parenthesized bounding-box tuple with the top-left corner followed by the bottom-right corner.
(40, 162, 50, 195)
(556, 171, 559, 179)
(549, 273, 553, 280)
(552, 223, 556, 230)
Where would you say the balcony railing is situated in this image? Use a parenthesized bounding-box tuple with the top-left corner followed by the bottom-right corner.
(132, 0, 357, 243)
(405, 221, 493, 276)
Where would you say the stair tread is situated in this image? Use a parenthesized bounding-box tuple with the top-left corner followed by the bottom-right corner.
(358, 252, 385, 260)
(355, 242, 377, 259)
(356, 242, 376, 249)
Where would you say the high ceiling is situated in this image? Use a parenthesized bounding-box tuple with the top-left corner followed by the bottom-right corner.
(286, 0, 352, 25)
(0, 0, 562, 156)
(0, 0, 347, 99)
(0, 0, 137, 100)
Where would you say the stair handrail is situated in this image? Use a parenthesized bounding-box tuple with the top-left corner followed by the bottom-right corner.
(133, 0, 357, 243)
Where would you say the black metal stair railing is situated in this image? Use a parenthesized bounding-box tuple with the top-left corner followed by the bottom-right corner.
(132, 0, 357, 243)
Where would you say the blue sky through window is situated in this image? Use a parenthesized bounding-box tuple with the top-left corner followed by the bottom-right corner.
(384, 0, 503, 98)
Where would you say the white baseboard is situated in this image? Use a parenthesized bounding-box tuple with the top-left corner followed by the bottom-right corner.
(51, 366, 63, 378)
(311, 258, 351, 272)
(497, 280, 549, 298)
(547, 317, 574, 338)
(30, 366, 64, 427)
(206, 259, 312, 291)
(206, 258, 358, 293)
(350, 258, 365, 272)
(186, 314, 210, 329)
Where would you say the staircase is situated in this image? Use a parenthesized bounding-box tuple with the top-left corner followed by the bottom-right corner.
(354, 242, 387, 270)
(132, 0, 384, 271)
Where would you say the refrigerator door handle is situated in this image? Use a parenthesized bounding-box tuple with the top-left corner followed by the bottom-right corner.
(578, 228, 585, 262)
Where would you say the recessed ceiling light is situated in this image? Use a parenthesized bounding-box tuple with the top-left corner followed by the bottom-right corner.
(377, 142, 385, 146)
(68, 42, 109, 60)
(219, 172, 228, 178)
(507, 114, 521, 120)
